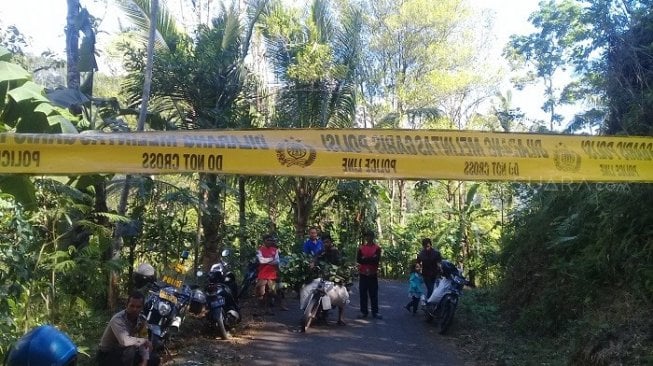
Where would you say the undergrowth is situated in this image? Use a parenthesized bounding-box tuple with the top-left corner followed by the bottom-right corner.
(453, 287, 653, 366)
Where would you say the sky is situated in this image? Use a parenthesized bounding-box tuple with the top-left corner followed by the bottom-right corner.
(0, 0, 551, 122)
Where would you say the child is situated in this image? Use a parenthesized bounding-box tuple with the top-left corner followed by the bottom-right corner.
(405, 262, 424, 315)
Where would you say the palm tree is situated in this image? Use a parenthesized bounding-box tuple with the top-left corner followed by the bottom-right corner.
(263, 0, 363, 243)
(120, 0, 268, 267)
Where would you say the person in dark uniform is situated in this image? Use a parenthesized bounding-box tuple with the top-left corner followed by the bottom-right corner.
(417, 238, 441, 297)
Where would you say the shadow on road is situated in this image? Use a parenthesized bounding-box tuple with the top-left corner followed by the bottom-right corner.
(234, 279, 467, 366)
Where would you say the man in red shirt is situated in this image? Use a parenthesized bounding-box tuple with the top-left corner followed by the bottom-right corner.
(256, 234, 280, 315)
(356, 230, 383, 319)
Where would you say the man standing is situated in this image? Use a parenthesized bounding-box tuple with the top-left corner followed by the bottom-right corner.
(256, 234, 280, 315)
(321, 234, 347, 325)
(97, 291, 158, 366)
(417, 238, 442, 297)
(356, 230, 383, 319)
(321, 234, 342, 266)
(302, 226, 324, 258)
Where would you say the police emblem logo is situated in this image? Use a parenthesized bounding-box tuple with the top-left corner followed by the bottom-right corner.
(276, 137, 317, 167)
(553, 143, 581, 172)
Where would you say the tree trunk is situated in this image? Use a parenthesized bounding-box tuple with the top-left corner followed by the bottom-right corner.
(111, 0, 158, 310)
(137, 0, 158, 131)
(238, 175, 247, 247)
(65, 0, 80, 89)
(200, 173, 222, 271)
(292, 177, 313, 247)
(389, 180, 395, 228)
(396, 179, 407, 247)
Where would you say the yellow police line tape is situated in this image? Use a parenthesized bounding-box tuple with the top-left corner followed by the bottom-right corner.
(0, 129, 652, 182)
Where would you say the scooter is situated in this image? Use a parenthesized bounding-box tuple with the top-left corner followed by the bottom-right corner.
(299, 267, 350, 332)
(421, 260, 467, 334)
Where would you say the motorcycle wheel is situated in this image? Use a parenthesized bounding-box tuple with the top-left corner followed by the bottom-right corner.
(438, 296, 457, 334)
(424, 311, 434, 323)
(423, 303, 434, 323)
(301, 297, 320, 332)
(215, 310, 229, 340)
(150, 334, 166, 353)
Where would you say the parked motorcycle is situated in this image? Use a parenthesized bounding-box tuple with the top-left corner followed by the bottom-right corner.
(238, 256, 258, 299)
(240, 253, 290, 308)
(188, 249, 241, 340)
(421, 260, 467, 334)
(299, 268, 349, 332)
(139, 250, 192, 352)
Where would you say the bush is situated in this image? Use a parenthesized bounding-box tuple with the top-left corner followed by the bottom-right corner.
(280, 253, 357, 292)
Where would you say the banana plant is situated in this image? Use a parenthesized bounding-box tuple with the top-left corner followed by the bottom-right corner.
(0, 47, 79, 210)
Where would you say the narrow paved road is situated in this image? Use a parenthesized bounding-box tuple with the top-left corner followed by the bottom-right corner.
(236, 279, 466, 366)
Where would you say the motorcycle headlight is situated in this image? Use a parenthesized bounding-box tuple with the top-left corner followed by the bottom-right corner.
(158, 301, 172, 316)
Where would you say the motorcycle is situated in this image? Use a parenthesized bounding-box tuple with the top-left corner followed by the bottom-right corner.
(238, 256, 258, 299)
(141, 250, 192, 352)
(421, 260, 467, 334)
(238, 253, 288, 307)
(299, 267, 350, 332)
(188, 249, 241, 340)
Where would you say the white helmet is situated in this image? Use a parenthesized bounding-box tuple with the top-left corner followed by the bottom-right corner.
(136, 263, 155, 277)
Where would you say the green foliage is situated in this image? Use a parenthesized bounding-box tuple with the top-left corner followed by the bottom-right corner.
(328, 180, 379, 255)
(279, 252, 356, 292)
(362, 0, 493, 129)
(494, 5, 653, 362)
(264, 0, 361, 129)
(499, 183, 653, 338)
(0, 24, 28, 57)
(0, 46, 77, 133)
(0, 197, 41, 351)
(110, 175, 200, 270)
(455, 286, 652, 366)
(120, 1, 261, 131)
(0, 47, 81, 210)
(604, 8, 653, 135)
(116, 0, 188, 52)
(379, 243, 413, 279)
(0, 177, 114, 354)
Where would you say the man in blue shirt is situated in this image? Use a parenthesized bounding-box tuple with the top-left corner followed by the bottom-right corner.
(302, 226, 324, 258)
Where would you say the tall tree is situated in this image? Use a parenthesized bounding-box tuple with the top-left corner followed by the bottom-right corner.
(263, 0, 363, 243)
(66, 0, 81, 90)
(113, 0, 159, 309)
(504, 0, 584, 131)
(603, 3, 653, 135)
(360, 0, 495, 244)
(504, 0, 653, 133)
(121, 0, 268, 267)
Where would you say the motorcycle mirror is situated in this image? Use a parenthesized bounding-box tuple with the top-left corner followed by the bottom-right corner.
(221, 249, 231, 257)
(196, 270, 203, 277)
(181, 250, 190, 259)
